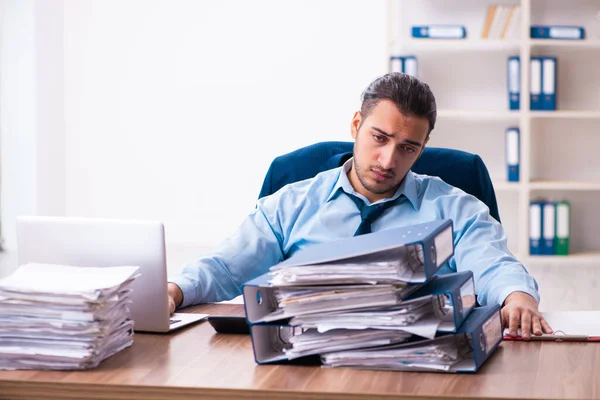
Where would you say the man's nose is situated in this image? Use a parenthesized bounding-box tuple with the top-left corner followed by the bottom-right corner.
(378, 146, 396, 170)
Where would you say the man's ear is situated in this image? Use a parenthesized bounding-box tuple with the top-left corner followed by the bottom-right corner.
(351, 111, 362, 140)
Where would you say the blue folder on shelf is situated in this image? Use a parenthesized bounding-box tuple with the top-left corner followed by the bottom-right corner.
(412, 25, 466, 39)
(530, 57, 543, 110)
(541, 201, 556, 255)
(529, 201, 543, 255)
(541, 56, 557, 111)
(505, 127, 520, 182)
(531, 25, 585, 40)
(507, 56, 520, 110)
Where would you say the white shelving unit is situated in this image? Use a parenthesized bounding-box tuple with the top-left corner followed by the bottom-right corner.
(388, 0, 600, 265)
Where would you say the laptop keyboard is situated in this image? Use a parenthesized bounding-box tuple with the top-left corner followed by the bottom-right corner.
(169, 319, 181, 325)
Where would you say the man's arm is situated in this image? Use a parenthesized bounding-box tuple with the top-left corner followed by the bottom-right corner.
(168, 198, 285, 311)
(447, 194, 552, 339)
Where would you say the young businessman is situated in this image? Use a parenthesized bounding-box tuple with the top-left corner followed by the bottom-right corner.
(168, 72, 552, 339)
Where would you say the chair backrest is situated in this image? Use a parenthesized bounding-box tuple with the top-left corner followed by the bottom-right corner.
(258, 141, 500, 222)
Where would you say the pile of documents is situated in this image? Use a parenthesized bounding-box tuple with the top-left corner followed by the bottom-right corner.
(0, 263, 140, 370)
(243, 219, 504, 373)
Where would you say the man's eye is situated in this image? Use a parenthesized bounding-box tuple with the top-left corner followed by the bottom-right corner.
(373, 134, 385, 142)
(403, 146, 416, 153)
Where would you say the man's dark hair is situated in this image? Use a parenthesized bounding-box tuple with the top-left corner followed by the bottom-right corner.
(360, 72, 437, 134)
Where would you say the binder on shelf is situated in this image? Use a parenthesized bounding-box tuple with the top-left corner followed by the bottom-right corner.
(507, 56, 520, 110)
(321, 305, 503, 373)
(505, 127, 520, 182)
(389, 56, 418, 77)
(529, 201, 543, 255)
(531, 25, 585, 40)
(541, 57, 557, 111)
(530, 57, 543, 110)
(412, 25, 466, 39)
(541, 202, 556, 255)
(555, 201, 570, 256)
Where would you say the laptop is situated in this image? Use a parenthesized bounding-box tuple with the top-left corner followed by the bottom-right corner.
(16, 216, 208, 333)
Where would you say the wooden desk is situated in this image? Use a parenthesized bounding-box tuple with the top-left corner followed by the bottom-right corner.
(1, 304, 599, 400)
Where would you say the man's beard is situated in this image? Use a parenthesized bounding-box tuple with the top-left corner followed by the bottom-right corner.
(352, 154, 401, 195)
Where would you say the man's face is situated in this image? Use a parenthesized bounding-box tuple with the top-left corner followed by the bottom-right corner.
(349, 99, 430, 203)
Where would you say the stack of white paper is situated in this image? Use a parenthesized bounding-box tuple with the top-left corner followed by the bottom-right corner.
(267, 284, 413, 320)
(0, 263, 140, 370)
(321, 335, 470, 372)
(289, 295, 441, 339)
(270, 247, 423, 286)
(284, 328, 412, 359)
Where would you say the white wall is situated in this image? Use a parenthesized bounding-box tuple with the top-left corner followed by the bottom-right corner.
(62, 0, 388, 247)
(0, 0, 37, 251)
(0, 0, 65, 252)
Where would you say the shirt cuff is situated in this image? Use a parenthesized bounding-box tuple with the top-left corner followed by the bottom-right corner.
(495, 285, 540, 307)
(168, 274, 198, 309)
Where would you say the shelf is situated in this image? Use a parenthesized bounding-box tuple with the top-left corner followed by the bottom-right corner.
(393, 39, 520, 51)
(530, 39, 600, 48)
(437, 109, 520, 120)
(530, 110, 600, 119)
(530, 181, 600, 191)
(493, 181, 521, 192)
(524, 252, 600, 265)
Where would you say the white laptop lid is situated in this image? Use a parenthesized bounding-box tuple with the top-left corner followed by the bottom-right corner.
(16, 216, 172, 332)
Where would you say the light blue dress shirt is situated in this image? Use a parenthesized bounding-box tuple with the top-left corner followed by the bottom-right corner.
(169, 159, 539, 308)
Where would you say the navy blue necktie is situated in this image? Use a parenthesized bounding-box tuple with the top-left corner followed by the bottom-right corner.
(346, 193, 399, 236)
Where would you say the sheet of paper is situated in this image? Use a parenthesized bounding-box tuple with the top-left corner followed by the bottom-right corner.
(504, 311, 600, 338)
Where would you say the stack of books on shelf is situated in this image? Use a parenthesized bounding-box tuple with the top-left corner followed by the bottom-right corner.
(507, 56, 557, 111)
(529, 201, 571, 256)
(482, 4, 521, 39)
(242, 219, 504, 373)
(0, 263, 139, 370)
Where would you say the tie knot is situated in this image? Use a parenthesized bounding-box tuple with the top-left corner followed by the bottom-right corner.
(361, 203, 391, 223)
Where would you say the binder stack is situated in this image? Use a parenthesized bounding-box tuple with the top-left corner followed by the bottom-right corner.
(529, 200, 570, 256)
(243, 219, 504, 373)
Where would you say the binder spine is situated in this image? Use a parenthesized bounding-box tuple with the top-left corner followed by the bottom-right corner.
(529, 202, 542, 255)
(541, 202, 556, 255)
(507, 56, 520, 110)
(470, 306, 503, 369)
(390, 56, 403, 73)
(530, 57, 542, 110)
(555, 201, 570, 256)
(531, 25, 585, 40)
(422, 220, 454, 279)
(412, 25, 466, 39)
(542, 57, 557, 111)
(505, 127, 520, 182)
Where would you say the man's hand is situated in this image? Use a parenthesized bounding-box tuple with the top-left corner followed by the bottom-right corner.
(502, 291, 553, 340)
(167, 283, 183, 316)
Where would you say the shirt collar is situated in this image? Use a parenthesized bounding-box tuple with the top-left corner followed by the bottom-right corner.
(326, 158, 419, 210)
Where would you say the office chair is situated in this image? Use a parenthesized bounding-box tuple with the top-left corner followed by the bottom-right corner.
(258, 141, 501, 222)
